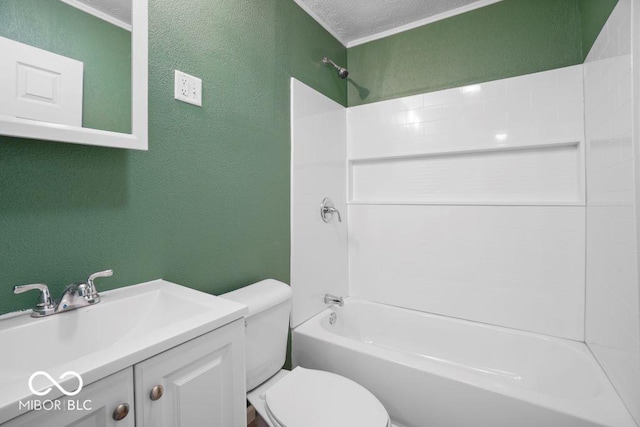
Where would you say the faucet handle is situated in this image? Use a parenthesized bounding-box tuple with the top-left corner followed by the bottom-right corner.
(88, 269, 113, 284)
(86, 269, 112, 301)
(13, 283, 56, 317)
(320, 197, 343, 223)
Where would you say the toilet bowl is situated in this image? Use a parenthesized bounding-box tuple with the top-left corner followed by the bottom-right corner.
(220, 279, 390, 427)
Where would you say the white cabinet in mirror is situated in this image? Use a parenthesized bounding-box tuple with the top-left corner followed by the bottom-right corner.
(0, 0, 148, 150)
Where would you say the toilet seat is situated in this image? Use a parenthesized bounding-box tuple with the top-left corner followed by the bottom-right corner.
(263, 367, 390, 427)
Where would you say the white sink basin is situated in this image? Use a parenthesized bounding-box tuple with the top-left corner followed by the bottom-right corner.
(0, 279, 247, 424)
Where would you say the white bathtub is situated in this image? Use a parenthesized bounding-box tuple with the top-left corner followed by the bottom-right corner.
(292, 298, 636, 427)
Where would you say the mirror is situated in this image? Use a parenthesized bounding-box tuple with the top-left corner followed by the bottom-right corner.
(0, 0, 147, 150)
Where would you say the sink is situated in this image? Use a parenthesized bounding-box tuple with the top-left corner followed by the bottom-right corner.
(0, 279, 247, 424)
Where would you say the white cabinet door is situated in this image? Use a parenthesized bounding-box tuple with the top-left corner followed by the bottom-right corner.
(5, 368, 134, 427)
(134, 320, 246, 427)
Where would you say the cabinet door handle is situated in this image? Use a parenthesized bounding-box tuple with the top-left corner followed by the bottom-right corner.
(112, 403, 130, 421)
(150, 384, 164, 401)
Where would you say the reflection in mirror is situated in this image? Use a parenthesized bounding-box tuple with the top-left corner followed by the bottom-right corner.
(0, 0, 146, 150)
(0, 0, 132, 134)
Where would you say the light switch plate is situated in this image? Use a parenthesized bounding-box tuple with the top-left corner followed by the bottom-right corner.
(174, 70, 202, 106)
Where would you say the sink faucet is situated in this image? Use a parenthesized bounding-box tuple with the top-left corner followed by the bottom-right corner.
(324, 293, 344, 307)
(14, 269, 113, 317)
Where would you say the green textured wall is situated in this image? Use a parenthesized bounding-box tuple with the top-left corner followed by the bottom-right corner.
(578, 0, 618, 60)
(347, 0, 613, 106)
(0, 0, 132, 133)
(0, 0, 346, 316)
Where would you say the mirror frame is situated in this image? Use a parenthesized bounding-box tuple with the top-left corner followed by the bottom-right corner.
(0, 0, 148, 150)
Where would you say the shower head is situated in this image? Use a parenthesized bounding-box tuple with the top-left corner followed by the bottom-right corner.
(323, 57, 349, 79)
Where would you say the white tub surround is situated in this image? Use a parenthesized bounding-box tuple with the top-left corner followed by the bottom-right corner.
(293, 299, 636, 427)
(349, 204, 585, 340)
(584, 0, 640, 423)
(346, 65, 586, 340)
(290, 78, 348, 327)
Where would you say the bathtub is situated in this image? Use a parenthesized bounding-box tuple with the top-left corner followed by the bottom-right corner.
(292, 298, 636, 427)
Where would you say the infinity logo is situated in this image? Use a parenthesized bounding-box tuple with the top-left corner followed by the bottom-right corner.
(28, 371, 83, 397)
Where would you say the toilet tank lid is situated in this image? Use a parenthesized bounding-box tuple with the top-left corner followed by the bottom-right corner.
(219, 279, 291, 317)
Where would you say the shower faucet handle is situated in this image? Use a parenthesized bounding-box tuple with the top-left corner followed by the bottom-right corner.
(320, 197, 342, 223)
(325, 206, 342, 222)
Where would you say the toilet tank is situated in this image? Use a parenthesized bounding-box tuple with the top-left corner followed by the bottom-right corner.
(220, 279, 291, 391)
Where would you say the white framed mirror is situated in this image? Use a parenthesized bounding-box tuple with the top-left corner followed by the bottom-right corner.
(0, 0, 148, 150)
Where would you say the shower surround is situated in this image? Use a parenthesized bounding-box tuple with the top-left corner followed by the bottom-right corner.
(347, 65, 586, 341)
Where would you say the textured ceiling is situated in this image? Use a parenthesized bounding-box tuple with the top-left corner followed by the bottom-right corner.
(296, 0, 487, 45)
(75, 0, 131, 25)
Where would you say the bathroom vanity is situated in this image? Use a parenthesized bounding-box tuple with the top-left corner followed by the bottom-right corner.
(0, 280, 247, 426)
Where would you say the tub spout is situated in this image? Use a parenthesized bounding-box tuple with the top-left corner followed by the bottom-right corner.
(324, 293, 344, 307)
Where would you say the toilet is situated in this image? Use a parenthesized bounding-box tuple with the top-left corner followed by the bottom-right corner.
(220, 279, 390, 427)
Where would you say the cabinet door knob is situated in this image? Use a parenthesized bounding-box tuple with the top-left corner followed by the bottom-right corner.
(150, 384, 164, 401)
(112, 403, 129, 421)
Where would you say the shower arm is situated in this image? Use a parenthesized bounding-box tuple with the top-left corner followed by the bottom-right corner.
(322, 57, 349, 79)
(322, 57, 338, 68)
